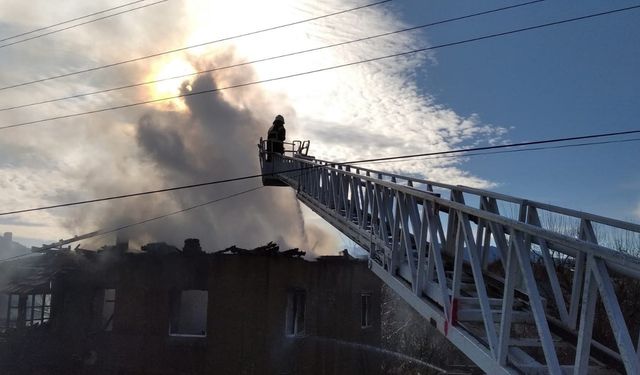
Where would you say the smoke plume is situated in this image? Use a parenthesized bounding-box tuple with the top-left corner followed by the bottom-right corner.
(0, 0, 507, 249)
(77, 54, 338, 255)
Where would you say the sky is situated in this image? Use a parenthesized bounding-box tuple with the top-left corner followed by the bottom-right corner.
(0, 0, 638, 254)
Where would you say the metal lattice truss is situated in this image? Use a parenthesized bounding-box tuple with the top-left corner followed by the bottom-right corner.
(265, 152, 640, 374)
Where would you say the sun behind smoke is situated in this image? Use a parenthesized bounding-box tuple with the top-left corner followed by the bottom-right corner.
(146, 58, 196, 111)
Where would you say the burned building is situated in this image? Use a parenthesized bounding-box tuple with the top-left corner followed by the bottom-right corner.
(0, 241, 383, 375)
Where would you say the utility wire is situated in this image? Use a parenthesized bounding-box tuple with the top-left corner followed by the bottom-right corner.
(0, 253, 41, 263)
(0, 173, 270, 216)
(2, 3, 638, 131)
(344, 130, 640, 165)
(0, 0, 170, 49)
(88, 186, 263, 240)
(0, 185, 263, 263)
(1, 129, 639, 217)
(366, 137, 640, 164)
(0, 0, 144, 43)
(0, 0, 544, 113)
(0, 0, 392, 92)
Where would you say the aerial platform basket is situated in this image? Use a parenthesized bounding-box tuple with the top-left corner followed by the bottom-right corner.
(258, 138, 312, 186)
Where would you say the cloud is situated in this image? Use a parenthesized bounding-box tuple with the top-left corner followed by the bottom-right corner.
(0, 0, 506, 253)
(0, 216, 45, 228)
(634, 202, 640, 220)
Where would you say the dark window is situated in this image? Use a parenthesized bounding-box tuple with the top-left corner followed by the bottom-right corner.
(361, 293, 371, 328)
(0, 294, 18, 329)
(8, 294, 19, 328)
(2, 293, 51, 329)
(25, 293, 51, 326)
(169, 290, 208, 337)
(102, 289, 116, 331)
(285, 290, 306, 336)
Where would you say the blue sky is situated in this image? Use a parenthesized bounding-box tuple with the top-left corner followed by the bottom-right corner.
(390, 0, 640, 220)
(0, 0, 638, 252)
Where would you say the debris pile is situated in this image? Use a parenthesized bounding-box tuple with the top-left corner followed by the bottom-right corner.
(215, 241, 305, 258)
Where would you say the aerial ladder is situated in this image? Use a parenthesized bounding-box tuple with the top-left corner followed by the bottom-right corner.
(259, 139, 640, 374)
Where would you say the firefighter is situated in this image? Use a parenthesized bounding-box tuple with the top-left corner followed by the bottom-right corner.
(267, 114, 286, 160)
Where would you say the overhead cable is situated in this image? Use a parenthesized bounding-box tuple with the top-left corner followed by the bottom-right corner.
(84, 186, 263, 240)
(2, 3, 639, 131)
(0, 185, 263, 263)
(1, 129, 638, 217)
(366, 137, 640, 164)
(0, 253, 41, 263)
(0, 0, 392, 92)
(0, 0, 144, 43)
(0, 0, 170, 49)
(344, 130, 640, 165)
(0, 0, 544, 113)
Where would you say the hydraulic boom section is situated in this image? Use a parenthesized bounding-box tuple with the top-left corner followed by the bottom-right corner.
(257, 141, 640, 375)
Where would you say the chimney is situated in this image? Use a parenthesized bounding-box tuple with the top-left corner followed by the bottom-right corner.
(183, 238, 204, 257)
(115, 232, 129, 253)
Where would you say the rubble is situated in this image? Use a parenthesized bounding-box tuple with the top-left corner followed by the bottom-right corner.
(214, 241, 306, 257)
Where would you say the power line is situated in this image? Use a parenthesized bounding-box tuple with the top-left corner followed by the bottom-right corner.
(0, 186, 263, 263)
(0, 173, 270, 216)
(89, 186, 263, 240)
(0, 0, 170, 49)
(344, 130, 640, 165)
(365, 137, 640, 164)
(0, 0, 392, 92)
(2, 3, 638, 132)
(0, 0, 544, 113)
(0, 252, 41, 263)
(1, 129, 638, 217)
(0, 0, 144, 43)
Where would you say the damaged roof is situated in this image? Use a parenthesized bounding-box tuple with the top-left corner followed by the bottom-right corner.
(0, 241, 317, 293)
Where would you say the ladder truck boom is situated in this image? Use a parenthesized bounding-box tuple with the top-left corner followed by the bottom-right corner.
(259, 141, 640, 375)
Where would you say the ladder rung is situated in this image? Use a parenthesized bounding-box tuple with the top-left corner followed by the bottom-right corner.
(457, 309, 533, 323)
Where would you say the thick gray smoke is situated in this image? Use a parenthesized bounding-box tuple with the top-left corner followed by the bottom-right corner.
(0, 1, 510, 246)
(79, 56, 338, 255)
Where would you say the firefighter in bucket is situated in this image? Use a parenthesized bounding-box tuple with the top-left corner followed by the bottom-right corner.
(266, 114, 286, 161)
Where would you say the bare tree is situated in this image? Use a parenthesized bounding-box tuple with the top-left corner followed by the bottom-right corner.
(380, 285, 476, 374)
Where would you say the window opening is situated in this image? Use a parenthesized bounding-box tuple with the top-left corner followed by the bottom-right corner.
(8, 294, 19, 328)
(0, 294, 17, 329)
(169, 290, 208, 337)
(103, 289, 116, 331)
(286, 290, 306, 336)
(361, 293, 371, 328)
(2, 293, 51, 328)
(24, 293, 50, 327)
